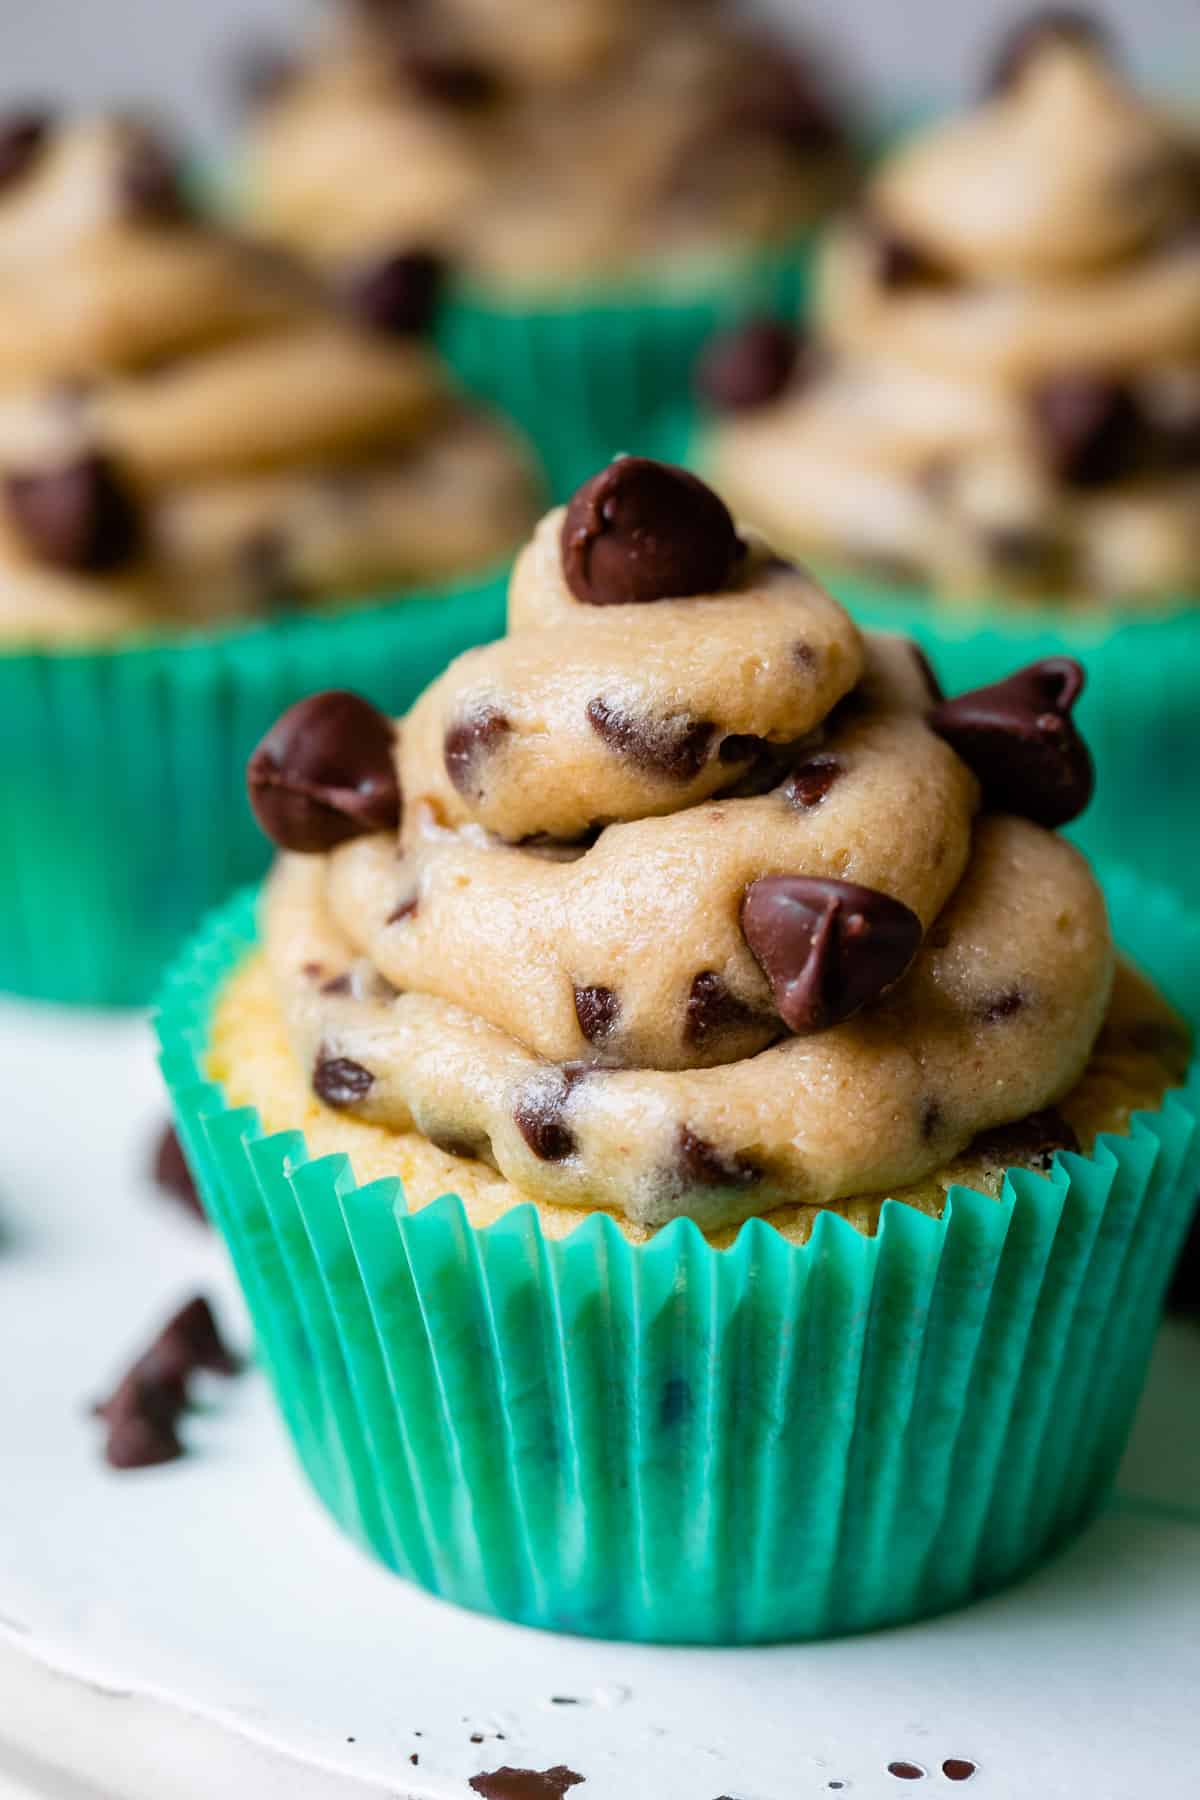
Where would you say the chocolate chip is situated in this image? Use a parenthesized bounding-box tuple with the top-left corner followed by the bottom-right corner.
(586, 696, 715, 781)
(980, 987, 1025, 1023)
(399, 50, 500, 108)
(94, 1295, 239, 1470)
(887, 1764, 926, 1781)
(469, 1769, 584, 1800)
(388, 893, 419, 924)
(684, 971, 761, 1047)
(512, 1069, 583, 1162)
(968, 1107, 1080, 1172)
(727, 52, 844, 153)
(152, 1124, 206, 1225)
(313, 1051, 374, 1108)
(910, 642, 945, 703)
(3, 452, 140, 572)
(561, 458, 742, 607)
(105, 1395, 185, 1471)
(444, 704, 511, 799)
(119, 124, 188, 223)
(942, 1762, 978, 1784)
(574, 984, 620, 1046)
(742, 875, 921, 1034)
(929, 656, 1094, 828)
(248, 690, 400, 852)
(145, 1295, 240, 1381)
(1031, 376, 1141, 488)
(1167, 1198, 1200, 1317)
(659, 1376, 693, 1429)
(984, 9, 1111, 96)
(233, 42, 300, 111)
(783, 755, 842, 809)
(675, 1125, 762, 1191)
(696, 317, 800, 412)
(342, 249, 443, 337)
(0, 110, 51, 191)
(869, 222, 953, 290)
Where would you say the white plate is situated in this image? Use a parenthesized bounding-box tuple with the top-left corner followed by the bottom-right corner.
(1, 996, 1198, 1800)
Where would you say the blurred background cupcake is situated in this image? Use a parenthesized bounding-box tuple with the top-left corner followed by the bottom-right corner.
(231, 0, 857, 493)
(700, 11, 1200, 895)
(0, 112, 540, 1003)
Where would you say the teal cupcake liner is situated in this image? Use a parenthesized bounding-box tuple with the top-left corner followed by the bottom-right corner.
(818, 571, 1200, 905)
(435, 239, 815, 502)
(156, 864, 1199, 1644)
(0, 571, 507, 1006)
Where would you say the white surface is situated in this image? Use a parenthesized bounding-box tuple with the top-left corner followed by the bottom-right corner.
(1, 995, 1199, 1800)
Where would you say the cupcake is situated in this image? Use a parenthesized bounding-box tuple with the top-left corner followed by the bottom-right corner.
(158, 459, 1197, 1643)
(0, 113, 540, 1001)
(234, 0, 854, 492)
(699, 15, 1200, 891)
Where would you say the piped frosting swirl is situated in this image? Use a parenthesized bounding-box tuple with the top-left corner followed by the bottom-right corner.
(252, 458, 1113, 1231)
(706, 20, 1200, 605)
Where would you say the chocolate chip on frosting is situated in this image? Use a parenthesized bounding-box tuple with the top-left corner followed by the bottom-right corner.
(561, 458, 742, 607)
(675, 1125, 762, 1191)
(313, 1050, 375, 1107)
(3, 453, 141, 573)
(683, 971, 761, 1047)
(1031, 377, 1141, 488)
(342, 249, 444, 338)
(0, 110, 51, 191)
(929, 657, 1094, 828)
(741, 875, 922, 1034)
(513, 1070, 583, 1162)
(983, 8, 1112, 97)
(398, 50, 500, 109)
(870, 223, 954, 290)
(119, 124, 189, 223)
(783, 755, 842, 809)
(574, 984, 620, 1047)
(444, 704, 511, 797)
(696, 318, 800, 413)
(586, 696, 715, 781)
(248, 690, 400, 852)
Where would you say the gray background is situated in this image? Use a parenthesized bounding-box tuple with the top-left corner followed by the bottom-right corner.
(0, 2, 1194, 146)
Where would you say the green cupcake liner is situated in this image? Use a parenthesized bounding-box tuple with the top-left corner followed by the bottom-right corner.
(813, 570, 1200, 906)
(435, 239, 815, 502)
(0, 572, 507, 1007)
(155, 863, 1199, 1644)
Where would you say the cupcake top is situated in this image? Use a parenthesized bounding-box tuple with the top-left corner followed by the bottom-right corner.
(250, 458, 1113, 1233)
(237, 0, 851, 290)
(0, 115, 539, 646)
(704, 14, 1200, 606)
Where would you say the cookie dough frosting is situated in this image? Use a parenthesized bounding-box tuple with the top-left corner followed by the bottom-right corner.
(0, 115, 539, 646)
(705, 15, 1200, 605)
(246, 458, 1115, 1233)
(238, 0, 851, 289)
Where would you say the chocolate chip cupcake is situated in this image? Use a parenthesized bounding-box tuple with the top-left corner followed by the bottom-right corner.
(699, 12, 1200, 897)
(159, 459, 1198, 1643)
(233, 0, 855, 493)
(0, 114, 540, 1002)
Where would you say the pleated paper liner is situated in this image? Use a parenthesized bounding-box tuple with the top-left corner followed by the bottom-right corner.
(434, 238, 816, 502)
(0, 569, 506, 1007)
(156, 867, 1199, 1645)
(805, 569, 1200, 906)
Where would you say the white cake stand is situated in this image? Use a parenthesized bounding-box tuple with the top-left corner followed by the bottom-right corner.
(1, 995, 1198, 1800)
